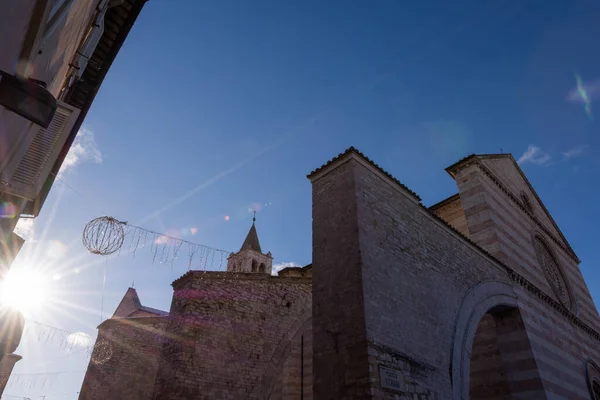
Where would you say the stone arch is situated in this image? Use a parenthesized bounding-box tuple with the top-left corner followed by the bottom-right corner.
(255, 310, 312, 399)
(252, 259, 258, 272)
(259, 262, 266, 274)
(451, 280, 543, 399)
(585, 359, 600, 400)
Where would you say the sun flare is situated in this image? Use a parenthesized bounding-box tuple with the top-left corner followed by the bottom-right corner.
(0, 267, 48, 316)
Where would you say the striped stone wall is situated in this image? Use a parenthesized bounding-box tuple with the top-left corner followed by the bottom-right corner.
(454, 161, 600, 331)
(481, 158, 565, 244)
(308, 148, 600, 400)
(432, 196, 471, 237)
(470, 308, 547, 399)
(469, 313, 511, 399)
(452, 157, 600, 399)
(514, 284, 594, 399)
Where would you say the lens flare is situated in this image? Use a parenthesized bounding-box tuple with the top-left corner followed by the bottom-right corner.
(154, 235, 169, 245)
(0, 268, 48, 316)
(247, 202, 263, 213)
(46, 240, 68, 259)
(0, 202, 17, 218)
(567, 73, 600, 121)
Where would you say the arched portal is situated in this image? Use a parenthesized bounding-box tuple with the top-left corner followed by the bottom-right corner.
(469, 306, 543, 398)
(586, 360, 600, 400)
(452, 281, 545, 400)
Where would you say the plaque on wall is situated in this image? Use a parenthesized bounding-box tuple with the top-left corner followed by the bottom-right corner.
(379, 365, 403, 391)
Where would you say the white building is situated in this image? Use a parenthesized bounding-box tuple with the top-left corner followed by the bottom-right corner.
(0, 0, 148, 394)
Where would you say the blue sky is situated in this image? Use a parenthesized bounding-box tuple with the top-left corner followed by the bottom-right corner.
(4, 0, 600, 398)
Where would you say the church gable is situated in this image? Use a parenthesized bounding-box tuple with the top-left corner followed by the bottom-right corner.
(477, 155, 573, 254)
(112, 288, 168, 318)
(113, 288, 142, 318)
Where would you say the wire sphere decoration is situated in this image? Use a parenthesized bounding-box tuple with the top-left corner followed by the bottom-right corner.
(91, 339, 113, 365)
(82, 216, 125, 256)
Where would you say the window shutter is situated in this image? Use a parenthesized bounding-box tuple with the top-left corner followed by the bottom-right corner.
(5, 101, 80, 201)
(76, 4, 107, 78)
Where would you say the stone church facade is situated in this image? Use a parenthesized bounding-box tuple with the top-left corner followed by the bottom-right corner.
(79, 147, 600, 399)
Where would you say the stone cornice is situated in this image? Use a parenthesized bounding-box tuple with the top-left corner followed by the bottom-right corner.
(98, 315, 169, 330)
(507, 270, 600, 341)
(307, 146, 421, 202)
(308, 148, 598, 343)
(425, 197, 600, 343)
(447, 156, 579, 263)
(172, 271, 312, 289)
(473, 160, 579, 263)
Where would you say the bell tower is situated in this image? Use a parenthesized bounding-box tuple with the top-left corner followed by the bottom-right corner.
(227, 212, 273, 274)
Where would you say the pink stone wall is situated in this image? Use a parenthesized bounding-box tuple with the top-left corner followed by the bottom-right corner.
(152, 272, 312, 399)
(78, 317, 167, 400)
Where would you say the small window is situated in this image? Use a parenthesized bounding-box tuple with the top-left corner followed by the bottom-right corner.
(251, 259, 258, 272)
(258, 263, 266, 273)
(520, 192, 533, 214)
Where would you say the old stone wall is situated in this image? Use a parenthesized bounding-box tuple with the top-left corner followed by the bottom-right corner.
(311, 159, 372, 399)
(152, 272, 311, 400)
(452, 159, 600, 398)
(78, 317, 167, 400)
(309, 149, 600, 399)
(469, 314, 511, 399)
(512, 283, 600, 399)
(268, 318, 313, 399)
(350, 156, 510, 399)
(463, 158, 600, 330)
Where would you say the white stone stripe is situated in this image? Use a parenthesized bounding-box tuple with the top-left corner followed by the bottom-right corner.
(482, 181, 588, 291)
(526, 331, 585, 372)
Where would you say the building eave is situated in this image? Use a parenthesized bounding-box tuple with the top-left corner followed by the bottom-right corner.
(98, 315, 169, 330)
(171, 270, 312, 289)
(428, 193, 460, 211)
(307, 146, 421, 202)
(23, 0, 149, 216)
(443, 153, 578, 262)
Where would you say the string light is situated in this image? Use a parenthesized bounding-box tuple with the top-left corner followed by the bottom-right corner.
(82, 216, 231, 271)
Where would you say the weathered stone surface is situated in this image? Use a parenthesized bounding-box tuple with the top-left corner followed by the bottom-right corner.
(309, 148, 600, 400)
(79, 317, 168, 400)
(152, 272, 312, 399)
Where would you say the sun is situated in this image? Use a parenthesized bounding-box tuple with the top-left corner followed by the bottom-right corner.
(0, 267, 48, 316)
